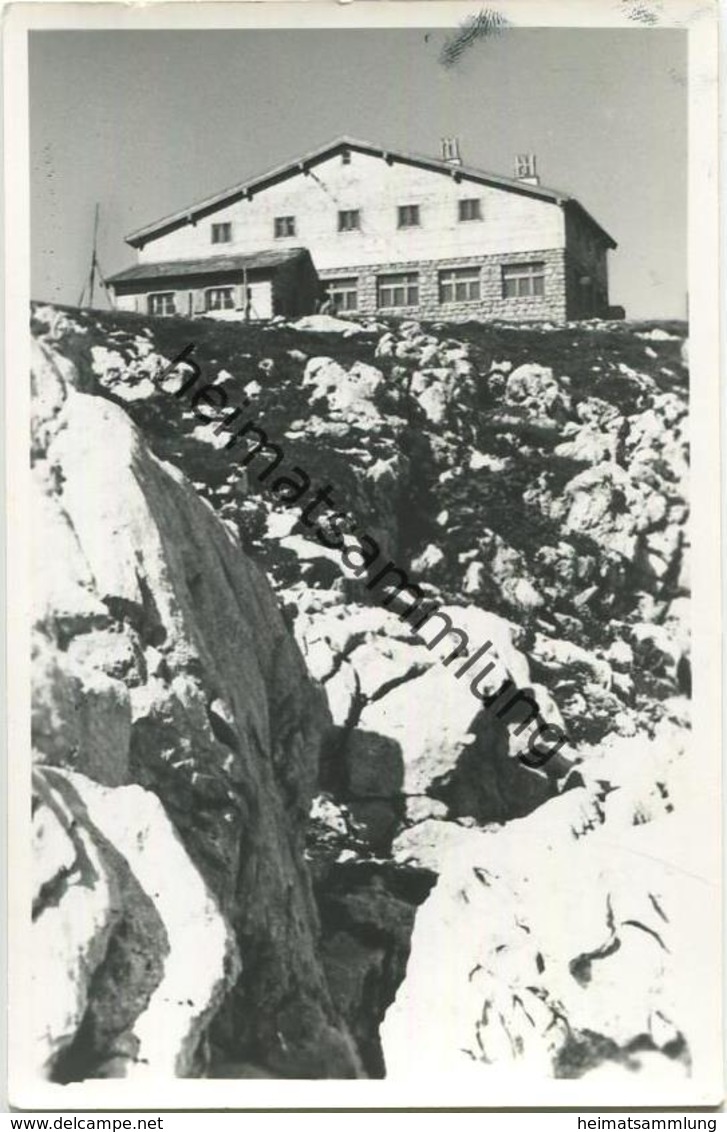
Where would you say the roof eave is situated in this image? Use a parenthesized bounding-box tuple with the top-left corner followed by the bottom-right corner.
(125, 136, 360, 246)
(108, 247, 308, 285)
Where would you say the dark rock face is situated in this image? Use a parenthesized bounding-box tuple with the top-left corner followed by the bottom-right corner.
(316, 863, 436, 1078)
(29, 303, 693, 1087)
(426, 708, 556, 825)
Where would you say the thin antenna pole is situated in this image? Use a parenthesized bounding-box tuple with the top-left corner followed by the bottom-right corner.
(88, 203, 100, 309)
(94, 256, 113, 308)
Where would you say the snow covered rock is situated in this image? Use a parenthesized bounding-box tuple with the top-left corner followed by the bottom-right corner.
(302, 357, 386, 427)
(382, 803, 702, 1082)
(505, 363, 571, 421)
(31, 767, 238, 1080)
(292, 314, 365, 335)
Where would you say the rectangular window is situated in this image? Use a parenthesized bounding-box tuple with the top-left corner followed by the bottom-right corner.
(206, 287, 235, 312)
(458, 198, 482, 222)
(439, 267, 481, 304)
(147, 292, 176, 317)
(397, 204, 420, 228)
(211, 222, 232, 244)
(341, 150, 351, 165)
(326, 277, 359, 313)
(338, 209, 360, 232)
(377, 272, 419, 309)
(502, 262, 546, 299)
(274, 216, 296, 238)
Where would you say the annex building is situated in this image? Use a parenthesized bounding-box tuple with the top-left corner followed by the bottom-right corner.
(108, 136, 618, 324)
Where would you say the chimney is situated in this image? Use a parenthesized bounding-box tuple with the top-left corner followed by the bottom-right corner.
(442, 137, 462, 166)
(515, 153, 540, 185)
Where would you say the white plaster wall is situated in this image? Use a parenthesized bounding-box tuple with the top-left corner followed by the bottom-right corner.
(137, 150, 566, 271)
(248, 279, 272, 318)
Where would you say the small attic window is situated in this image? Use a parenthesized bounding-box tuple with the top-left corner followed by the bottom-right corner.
(274, 215, 296, 238)
(342, 150, 351, 165)
(338, 209, 360, 232)
(211, 222, 232, 244)
(459, 198, 482, 222)
(398, 204, 420, 229)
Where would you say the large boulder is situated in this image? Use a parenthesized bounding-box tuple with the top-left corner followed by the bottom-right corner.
(298, 602, 567, 835)
(382, 766, 709, 1085)
(32, 766, 237, 1081)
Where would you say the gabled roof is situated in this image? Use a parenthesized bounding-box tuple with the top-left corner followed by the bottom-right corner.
(124, 136, 617, 251)
(107, 247, 309, 287)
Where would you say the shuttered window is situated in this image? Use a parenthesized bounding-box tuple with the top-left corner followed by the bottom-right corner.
(502, 262, 546, 298)
(147, 292, 176, 316)
(206, 287, 235, 311)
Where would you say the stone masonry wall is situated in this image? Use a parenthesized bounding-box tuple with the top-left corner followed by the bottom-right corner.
(318, 249, 567, 323)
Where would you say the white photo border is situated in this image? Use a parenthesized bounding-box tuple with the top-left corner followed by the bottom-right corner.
(4, 0, 722, 1110)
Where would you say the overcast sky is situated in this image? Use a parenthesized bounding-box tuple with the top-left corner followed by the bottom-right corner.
(30, 27, 687, 319)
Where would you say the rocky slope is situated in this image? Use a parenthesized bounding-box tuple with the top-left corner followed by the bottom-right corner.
(29, 301, 693, 1083)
